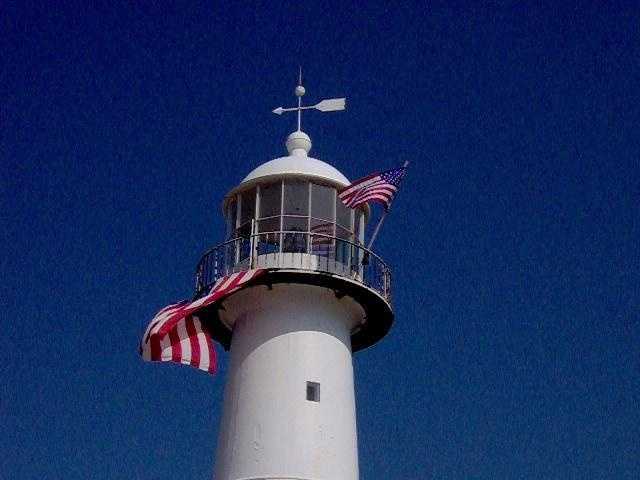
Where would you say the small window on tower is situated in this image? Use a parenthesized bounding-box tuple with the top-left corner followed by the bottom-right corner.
(306, 381, 320, 402)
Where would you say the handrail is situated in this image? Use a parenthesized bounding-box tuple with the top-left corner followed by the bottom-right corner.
(198, 231, 388, 267)
(194, 230, 391, 302)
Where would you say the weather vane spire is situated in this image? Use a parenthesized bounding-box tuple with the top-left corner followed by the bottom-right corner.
(272, 68, 346, 132)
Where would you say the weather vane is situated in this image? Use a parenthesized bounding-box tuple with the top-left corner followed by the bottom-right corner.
(272, 67, 346, 131)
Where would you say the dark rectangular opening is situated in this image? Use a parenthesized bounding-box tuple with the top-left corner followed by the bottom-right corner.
(306, 381, 320, 402)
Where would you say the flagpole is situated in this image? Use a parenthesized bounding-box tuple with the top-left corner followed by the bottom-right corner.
(366, 161, 409, 251)
(366, 210, 388, 250)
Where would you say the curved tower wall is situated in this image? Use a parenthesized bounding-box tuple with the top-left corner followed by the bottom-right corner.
(214, 283, 363, 480)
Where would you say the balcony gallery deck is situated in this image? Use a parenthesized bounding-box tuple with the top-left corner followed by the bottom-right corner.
(193, 228, 393, 353)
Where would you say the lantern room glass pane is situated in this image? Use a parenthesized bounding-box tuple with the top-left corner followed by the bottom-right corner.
(240, 188, 256, 225)
(259, 181, 281, 218)
(336, 199, 351, 230)
(237, 222, 252, 239)
(311, 183, 334, 221)
(283, 216, 307, 232)
(283, 180, 309, 215)
(283, 231, 306, 253)
(335, 225, 351, 240)
(227, 200, 237, 238)
(310, 218, 334, 237)
(258, 217, 280, 232)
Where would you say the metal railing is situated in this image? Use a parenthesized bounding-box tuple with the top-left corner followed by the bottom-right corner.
(195, 230, 391, 301)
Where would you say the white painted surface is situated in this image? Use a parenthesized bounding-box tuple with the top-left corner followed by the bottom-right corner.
(241, 155, 350, 187)
(214, 284, 362, 480)
(285, 131, 312, 157)
(314, 98, 346, 112)
(231, 254, 363, 282)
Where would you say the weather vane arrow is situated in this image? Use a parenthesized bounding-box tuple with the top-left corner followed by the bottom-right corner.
(272, 98, 346, 115)
(272, 68, 346, 130)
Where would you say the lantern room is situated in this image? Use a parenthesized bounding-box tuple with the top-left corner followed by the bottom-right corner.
(223, 131, 368, 254)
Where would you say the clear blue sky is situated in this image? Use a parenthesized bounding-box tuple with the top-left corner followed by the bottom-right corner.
(2, 2, 638, 479)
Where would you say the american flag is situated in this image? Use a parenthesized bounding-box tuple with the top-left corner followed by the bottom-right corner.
(139, 269, 266, 374)
(339, 166, 407, 210)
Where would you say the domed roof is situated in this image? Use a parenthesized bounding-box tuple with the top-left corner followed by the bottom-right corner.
(222, 129, 369, 217)
(235, 130, 350, 189)
(241, 154, 350, 187)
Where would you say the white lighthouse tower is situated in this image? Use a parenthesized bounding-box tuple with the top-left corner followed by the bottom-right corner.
(194, 81, 394, 480)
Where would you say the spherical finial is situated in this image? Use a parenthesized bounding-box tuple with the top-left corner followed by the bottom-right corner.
(286, 130, 312, 156)
(295, 85, 306, 97)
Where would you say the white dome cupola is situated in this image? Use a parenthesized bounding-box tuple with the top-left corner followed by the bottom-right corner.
(238, 135, 350, 189)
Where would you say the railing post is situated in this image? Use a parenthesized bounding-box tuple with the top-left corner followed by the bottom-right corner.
(234, 236, 240, 269)
(249, 219, 256, 268)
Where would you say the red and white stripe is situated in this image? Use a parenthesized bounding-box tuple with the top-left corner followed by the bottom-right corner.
(140, 269, 266, 374)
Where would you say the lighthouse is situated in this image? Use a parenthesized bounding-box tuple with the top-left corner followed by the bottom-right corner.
(193, 82, 394, 480)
